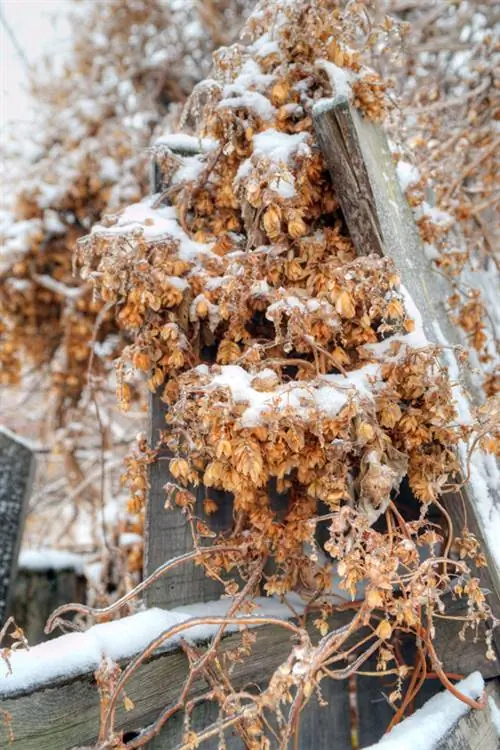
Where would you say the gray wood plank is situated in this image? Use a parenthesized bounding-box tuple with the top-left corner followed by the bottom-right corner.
(436, 679, 499, 750)
(0, 428, 34, 624)
(0, 611, 353, 749)
(144, 395, 232, 609)
(1, 599, 486, 749)
(313, 99, 500, 636)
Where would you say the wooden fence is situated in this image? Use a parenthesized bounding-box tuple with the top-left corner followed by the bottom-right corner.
(0, 97, 498, 749)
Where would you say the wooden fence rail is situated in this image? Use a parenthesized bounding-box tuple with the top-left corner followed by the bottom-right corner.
(0, 601, 497, 749)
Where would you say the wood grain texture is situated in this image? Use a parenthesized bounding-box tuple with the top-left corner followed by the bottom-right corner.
(436, 679, 500, 750)
(144, 394, 233, 609)
(0, 430, 34, 624)
(0, 611, 348, 749)
(313, 99, 500, 635)
(144, 159, 233, 609)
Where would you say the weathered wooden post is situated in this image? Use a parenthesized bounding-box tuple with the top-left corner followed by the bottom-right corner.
(144, 156, 233, 611)
(313, 96, 500, 632)
(0, 427, 34, 626)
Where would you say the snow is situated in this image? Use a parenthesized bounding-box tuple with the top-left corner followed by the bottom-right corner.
(269, 176, 296, 198)
(465, 448, 500, 574)
(0, 425, 38, 452)
(0, 215, 42, 273)
(33, 273, 83, 299)
(362, 286, 428, 357)
(218, 91, 276, 121)
(43, 209, 66, 235)
(364, 672, 485, 750)
(18, 549, 85, 574)
(252, 129, 308, 163)
(316, 60, 351, 97)
(431, 320, 500, 573)
(313, 97, 336, 116)
(252, 38, 280, 59)
(99, 157, 120, 183)
(209, 362, 379, 428)
(155, 133, 217, 154)
(396, 161, 420, 193)
(223, 59, 275, 97)
(417, 202, 454, 227)
(92, 199, 214, 261)
(119, 532, 142, 547)
(204, 286, 432, 427)
(0, 595, 304, 697)
(172, 155, 205, 184)
(235, 129, 309, 197)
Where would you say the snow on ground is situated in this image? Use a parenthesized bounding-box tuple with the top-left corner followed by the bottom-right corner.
(364, 672, 488, 750)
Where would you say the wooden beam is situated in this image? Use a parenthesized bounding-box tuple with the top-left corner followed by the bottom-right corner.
(0, 599, 495, 749)
(0, 611, 348, 749)
(436, 680, 500, 750)
(313, 98, 500, 628)
(12, 566, 86, 645)
(313, 96, 470, 347)
(0, 428, 34, 623)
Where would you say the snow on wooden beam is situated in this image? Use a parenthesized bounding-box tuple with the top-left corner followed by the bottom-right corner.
(0, 428, 35, 623)
(1, 600, 495, 750)
(0, 608, 351, 749)
(366, 677, 499, 750)
(313, 98, 500, 640)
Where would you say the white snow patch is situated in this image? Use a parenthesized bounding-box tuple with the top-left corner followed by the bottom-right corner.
(209, 363, 379, 428)
(236, 129, 309, 197)
(489, 694, 500, 736)
(465, 448, 500, 575)
(316, 60, 352, 97)
(172, 155, 205, 184)
(223, 59, 275, 97)
(396, 161, 420, 193)
(417, 202, 454, 227)
(364, 672, 485, 750)
(18, 549, 85, 574)
(218, 91, 276, 121)
(155, 133, 217, 153)
(313, 97, 335, 116)
(0, 425, 38, 452)
(252, 129, 308, 163)
(92, 199, 214, 261)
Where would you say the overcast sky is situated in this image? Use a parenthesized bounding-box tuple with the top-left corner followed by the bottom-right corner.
(1, 0, 70, 128)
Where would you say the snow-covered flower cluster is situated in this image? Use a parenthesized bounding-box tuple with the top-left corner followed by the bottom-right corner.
(76, 6, 497, 740)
